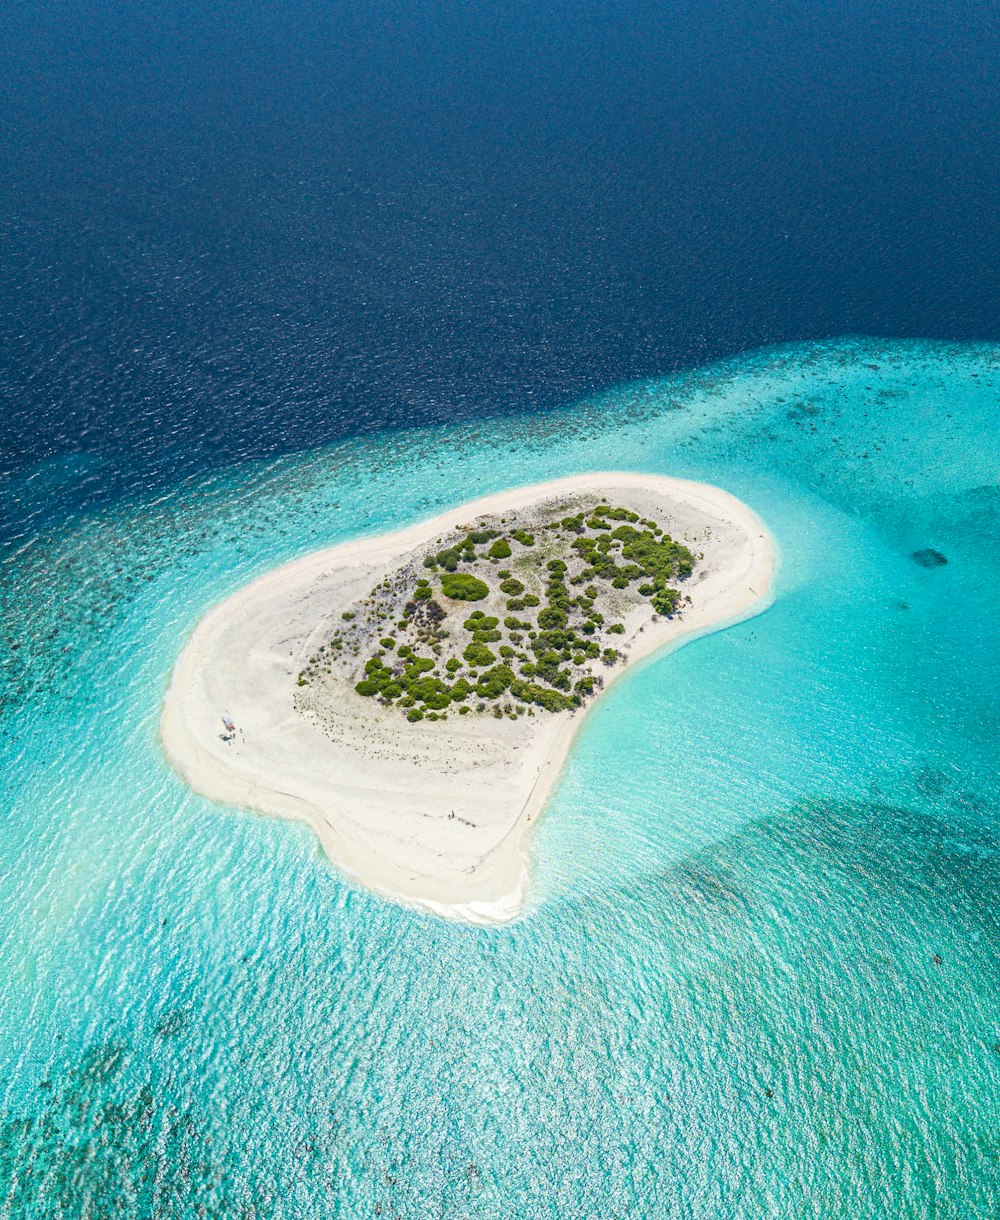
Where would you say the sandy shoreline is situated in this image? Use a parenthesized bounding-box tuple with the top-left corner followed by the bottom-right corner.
(160, 472, 776, 923)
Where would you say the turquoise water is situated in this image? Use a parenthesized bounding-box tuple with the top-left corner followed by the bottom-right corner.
(2, 338, 998, 1216)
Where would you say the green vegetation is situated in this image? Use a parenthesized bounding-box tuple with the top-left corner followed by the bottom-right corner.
(440, 572, 490, 601)
(337, 498, 696, 722)
(463, 641, 497, 667)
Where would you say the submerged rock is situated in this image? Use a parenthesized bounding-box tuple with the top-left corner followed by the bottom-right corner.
(911, 548, 949, 568)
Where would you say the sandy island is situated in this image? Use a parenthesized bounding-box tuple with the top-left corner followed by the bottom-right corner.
(160, 473, 775, 923)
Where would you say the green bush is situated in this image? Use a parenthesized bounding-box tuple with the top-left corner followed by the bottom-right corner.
(441, 572, 490, 600)
(488, 538, 512, 559)
(380, 637, 396, 649)
(463, 641, 496, 667)
(475, 664, 515, 699)
(652, 587, 680, 615)
(511, 529, 535, 546)
(463, 612, 498, 631)
(407, 708, 424, 722)
(413, 584, 433, 600)
(608, 623, 625, 634)
(537, 606, 568, 629)
(499, 578, 524, 596)
(445, 658, 462, 673)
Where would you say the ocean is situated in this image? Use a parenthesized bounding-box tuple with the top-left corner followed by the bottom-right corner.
(2, 2, 999, 1216)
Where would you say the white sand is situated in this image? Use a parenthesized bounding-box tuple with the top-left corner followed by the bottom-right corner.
(160, 473, 776, 923)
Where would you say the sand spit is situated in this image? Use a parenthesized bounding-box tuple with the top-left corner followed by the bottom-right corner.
(160, 473, 776, 922)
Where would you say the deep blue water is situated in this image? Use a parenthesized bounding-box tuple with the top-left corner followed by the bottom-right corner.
(3, 0, 1000, 511)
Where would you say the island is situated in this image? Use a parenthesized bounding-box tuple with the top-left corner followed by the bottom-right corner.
(160, 473, 775, 922)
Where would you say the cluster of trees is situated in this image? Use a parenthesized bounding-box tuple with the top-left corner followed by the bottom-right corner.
(349, 501, 694, 723)
(567, 512, 693, 606)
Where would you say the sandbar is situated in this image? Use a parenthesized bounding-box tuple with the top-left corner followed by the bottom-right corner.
(160, 473, 775, 922)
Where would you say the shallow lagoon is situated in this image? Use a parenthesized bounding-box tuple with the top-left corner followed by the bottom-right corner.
(2, 338, 998, 1216)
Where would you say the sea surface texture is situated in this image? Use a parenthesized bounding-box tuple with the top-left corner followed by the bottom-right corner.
(1, 338, 998, 1216)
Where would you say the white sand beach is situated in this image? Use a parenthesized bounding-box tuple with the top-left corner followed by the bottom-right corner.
(160, 473, 776, 922)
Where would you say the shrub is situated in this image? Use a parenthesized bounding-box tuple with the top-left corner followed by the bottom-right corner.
(413, 584, 433, 600)
(511, 529, 535, 546)
(488, 538, 512, 559)
(652, 587, 680, 615)
(436, 547, 461, 571)
(476, 664, 515, 699)
(441, 572, 490, 601)
(407, 708, 424, 722)
(499, 578, 524, 596)
(547, 558, 567, 572)
(537, 606, 568, 629)
(445, 658, 462, 673)
(405, 656, 435, 676)
(522, 594, 540, 607)
(342, 611, 355, 621)
(608, 623, 625, 635)
(505, 615, 530, 630)
(463, 613, 499, 631)
(355, 679, 381, 697)
(463, 641, 496, 667)
(380, 637, 396, 649)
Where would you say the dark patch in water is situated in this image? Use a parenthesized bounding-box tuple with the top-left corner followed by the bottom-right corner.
(911, 548, 949, 568)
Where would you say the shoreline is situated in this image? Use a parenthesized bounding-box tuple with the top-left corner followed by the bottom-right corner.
(160, 472, 777, 923)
